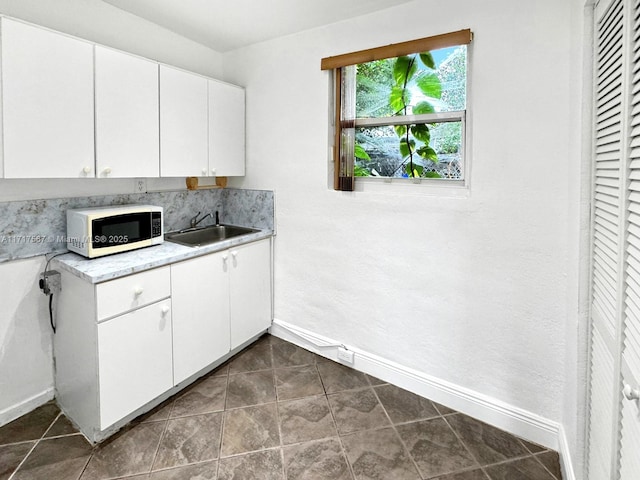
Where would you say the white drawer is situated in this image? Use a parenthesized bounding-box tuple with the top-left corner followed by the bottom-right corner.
(96, 266, 170, 321)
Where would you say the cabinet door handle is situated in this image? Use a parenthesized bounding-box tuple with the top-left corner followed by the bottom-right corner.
(231, 250, 238, 258)
(161, 305, 170, 315)
(202, 168, 208, 176)
(103, 167, 112, 176)
(211, 168, 216, 176)
(133, 287, 144, 297)
(222, 254, 229, 262)
(623, 383, 640, 401)
(82, 166, 91, 175)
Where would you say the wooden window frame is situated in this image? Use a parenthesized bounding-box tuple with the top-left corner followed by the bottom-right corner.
(323, 29, 473, 191)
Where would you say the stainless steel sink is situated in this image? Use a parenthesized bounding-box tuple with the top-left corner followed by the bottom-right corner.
(165, 224, 258, 247)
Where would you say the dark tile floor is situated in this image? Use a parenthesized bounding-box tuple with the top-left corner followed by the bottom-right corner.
(0, 334, 563, 480)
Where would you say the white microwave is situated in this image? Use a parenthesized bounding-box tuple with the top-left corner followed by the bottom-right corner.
(66, 205, 163, 258)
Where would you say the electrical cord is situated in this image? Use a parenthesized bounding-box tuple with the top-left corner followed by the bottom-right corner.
(44, 251, 67, 272)
(49, 293, 55, 333)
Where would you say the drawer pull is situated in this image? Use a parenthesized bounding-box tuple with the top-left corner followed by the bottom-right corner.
(133, 287, 144, 297)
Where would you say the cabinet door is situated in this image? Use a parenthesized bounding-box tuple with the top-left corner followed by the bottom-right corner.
(171, 251, 230, 384)
(208, 80, 245, 176)
(230, 239, 272, 349)
(95, 46, 159, 178)
(1, 18, 94, 178)
(159, 65, 208, 177)
(98, 300, 173, 429)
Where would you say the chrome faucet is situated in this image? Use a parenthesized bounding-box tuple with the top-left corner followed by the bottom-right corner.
(190, 211, 212, 228)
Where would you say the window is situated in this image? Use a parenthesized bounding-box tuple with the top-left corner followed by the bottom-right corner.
(321, 30, 472, 191)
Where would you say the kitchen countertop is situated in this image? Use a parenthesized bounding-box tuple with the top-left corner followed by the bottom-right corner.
(52, 228, 273, 284)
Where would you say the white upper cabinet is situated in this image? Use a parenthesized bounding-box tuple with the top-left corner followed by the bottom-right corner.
(208, 80, 245, 177)
(159, 65, 208, 177)
(1, 18, 95, 178)
(0, 18, 246, 179)
(95, 46, 159, 178)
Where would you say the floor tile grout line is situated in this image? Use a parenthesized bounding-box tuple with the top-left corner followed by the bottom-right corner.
(218, 358, 233, 462)
(228, 365, 277, 375)
(218, 444, 284, 461)
(76, 437, 96, 480)
(6, 408, 64, 480)
(279, 446, 286, 480)
(280, 432, 349, 449)
(422, 465, 492, 480)
(148, 400, 174, 474)
(274, 365, 325, 403)
(323, 375, 357, 480)
(531, 451, 561, 480)
(6, 437, 41, 480)
(440, 413, 485, 474)
(0, 438, 44, 448)
(214, 387, 227, 480)
(74, 455, 93, 480)
(167, 408, 227, 420)
(144, 457, 219, 473)
(272, 362, 317, 371)
(39, 411, 63, 440)
(273, 366, 287, 480)
(370, 385, 425, 479)
(476, 452, 559, 472)
(148, 421, 170, 475)
(324, 384, 378, 397)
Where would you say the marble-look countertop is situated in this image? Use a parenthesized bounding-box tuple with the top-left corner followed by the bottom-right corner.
(52, 228, 273, 284)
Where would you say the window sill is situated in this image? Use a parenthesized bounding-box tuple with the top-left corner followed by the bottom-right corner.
(349, 176, 469, 198)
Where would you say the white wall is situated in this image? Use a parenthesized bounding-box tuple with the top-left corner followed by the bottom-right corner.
(224, 0, 577, 439)
(0, 257, 54, 424)
(0, 0, 222, 78)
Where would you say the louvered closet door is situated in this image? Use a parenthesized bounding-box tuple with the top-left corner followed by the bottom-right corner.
(588, 0, 640, 478)
(588, 0, 625, 478)
(619, 0, 640, 477)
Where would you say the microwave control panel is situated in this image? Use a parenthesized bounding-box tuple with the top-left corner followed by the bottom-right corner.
(152, 212, 162, 238)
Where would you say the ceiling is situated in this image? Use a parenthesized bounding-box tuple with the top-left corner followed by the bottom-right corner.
(101, 0, 414, 52)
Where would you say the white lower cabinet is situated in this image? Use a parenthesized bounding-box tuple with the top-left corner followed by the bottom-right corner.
(97, 300, 173, 429)
(229, 239, 272, 349)
(171, 238, 272, 381)
(54, 238, 272, 443)
(172, 251, 230, 384)
(55, 266, 172, 441)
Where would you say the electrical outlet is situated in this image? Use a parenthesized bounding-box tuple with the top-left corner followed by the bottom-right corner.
(135, 179, 147, 193)
(39, 270, 61, 296)
(337, 346, 354, 364)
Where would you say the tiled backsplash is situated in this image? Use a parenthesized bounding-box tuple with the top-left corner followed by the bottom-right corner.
(0, 188, 274, 262)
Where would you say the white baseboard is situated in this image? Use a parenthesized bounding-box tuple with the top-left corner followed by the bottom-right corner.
(0, 388, 55, 427)
(271, 319, 564, 453)
(557, 424, 578, 480)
